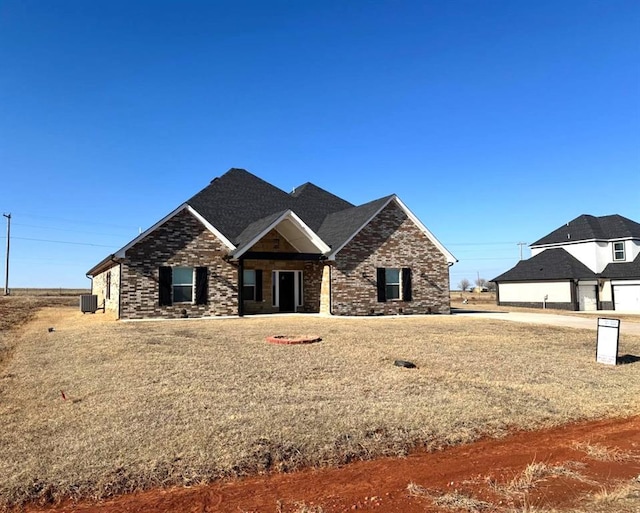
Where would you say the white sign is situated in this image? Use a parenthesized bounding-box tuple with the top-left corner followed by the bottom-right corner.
(596, 318, 620, 365)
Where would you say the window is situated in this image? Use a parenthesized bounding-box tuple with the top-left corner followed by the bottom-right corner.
(613, 242, 625, 261)
(385, 268, 401, 300)
(106, 271, 111, 300)
(158, 266, 208, 306)
(242, 269, 263, 301)
(243, 270, 256, 300)
(377, 267, 412, 302)
(173, 267, 194, 303)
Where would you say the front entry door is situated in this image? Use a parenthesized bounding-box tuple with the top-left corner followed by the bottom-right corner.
(279, 272, 296, 312)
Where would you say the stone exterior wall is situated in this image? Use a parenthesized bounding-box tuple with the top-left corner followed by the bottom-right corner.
(331, 201, 451, 316)
(120, 209, 237, 319)
(92, 263, 121, 315)
(319, 264, 331, 315)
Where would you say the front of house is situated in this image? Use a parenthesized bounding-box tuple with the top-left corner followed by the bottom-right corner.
(492, 214, 640, 312)
(87, 169, 456, 319)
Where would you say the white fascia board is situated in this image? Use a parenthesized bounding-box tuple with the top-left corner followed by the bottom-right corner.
(532, 236, 639, 250)
(115, 203, 235, 258)
(233, 210, 331, 259)
(328, 196, 458, 264)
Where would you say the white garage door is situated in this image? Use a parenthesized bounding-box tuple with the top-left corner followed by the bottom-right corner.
(613, 285, 640, 311)
(578, 284, 597, 311)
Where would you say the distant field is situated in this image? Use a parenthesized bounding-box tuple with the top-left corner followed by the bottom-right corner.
(1, 303, 640, 508)
(7, 288, 90, 297)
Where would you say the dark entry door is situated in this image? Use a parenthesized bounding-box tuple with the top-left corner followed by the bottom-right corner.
(279, 272, 296, 312)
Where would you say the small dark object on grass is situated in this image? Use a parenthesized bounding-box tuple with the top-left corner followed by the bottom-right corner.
(48, 327, 55, 333)
(394, 360, 417, 369)
(60, 390, 66, 400)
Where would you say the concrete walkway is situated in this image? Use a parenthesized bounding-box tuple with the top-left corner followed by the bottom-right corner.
(452, 310, 640, 336)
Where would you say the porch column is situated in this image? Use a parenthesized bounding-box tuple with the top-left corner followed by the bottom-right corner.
(238, 258, 244, 317)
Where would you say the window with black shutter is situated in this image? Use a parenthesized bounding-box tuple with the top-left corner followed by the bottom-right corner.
(376, 267, 412, 302)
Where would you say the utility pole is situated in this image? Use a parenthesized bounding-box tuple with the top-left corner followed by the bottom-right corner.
(3, 213, 10, 295)
(517, 242, 527, 261)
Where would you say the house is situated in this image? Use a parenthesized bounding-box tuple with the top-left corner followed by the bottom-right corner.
(87, 168, 457, 319)
(492, 214, 640, 312)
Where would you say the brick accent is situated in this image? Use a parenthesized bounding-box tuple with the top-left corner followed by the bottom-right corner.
(120, 209, 237, 319)
(331, 201, 451, 315)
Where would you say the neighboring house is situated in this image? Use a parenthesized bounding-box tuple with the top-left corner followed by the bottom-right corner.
(87, 168, 457, 319)
(492, 214, 640, 312)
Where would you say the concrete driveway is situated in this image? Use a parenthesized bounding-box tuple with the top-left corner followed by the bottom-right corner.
(452, 310, 640, 336)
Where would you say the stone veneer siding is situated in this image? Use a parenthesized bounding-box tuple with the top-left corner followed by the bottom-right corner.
(120, 209, 237, 319)
(91, 263, 121, 316)
(331, 201, 451, 316)
(241, 229, 323, 314)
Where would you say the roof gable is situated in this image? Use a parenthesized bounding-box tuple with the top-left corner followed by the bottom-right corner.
(321, 195, 457, 264)
(233, 210, 331, 258)
(531, 214, 640, 247)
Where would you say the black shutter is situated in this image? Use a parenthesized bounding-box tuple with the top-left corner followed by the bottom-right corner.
(376, 268, 386, 302)
(402, 268, 412, 301)
(159, 266, 172, 306)
(255, 269, 263, 301)
(195, 266, 208, 305)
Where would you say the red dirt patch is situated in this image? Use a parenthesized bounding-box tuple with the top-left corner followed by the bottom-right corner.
(23, 416, 640, 513)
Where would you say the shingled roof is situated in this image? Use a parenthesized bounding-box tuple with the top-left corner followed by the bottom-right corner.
(492, 248, 597, 282)
(186, 168, 429, 256)
(601, 253, 640, 279)
(531, 214, 640, 247)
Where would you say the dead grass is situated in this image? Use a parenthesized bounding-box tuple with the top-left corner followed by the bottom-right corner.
(580, 477, 640, 513)
(504, 462, 591, 494)
(407, 483, 491, 511)
(572, 441, 638, 462)
(1, 306, 640, 508)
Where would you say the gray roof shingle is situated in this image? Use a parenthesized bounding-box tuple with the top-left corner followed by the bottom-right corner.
(532, 214, 640, 246)
(492, 248, 597, 282)
(186, 168, 390, 251)
(317, 196, 394, 252)
(601, 254, 640, 279)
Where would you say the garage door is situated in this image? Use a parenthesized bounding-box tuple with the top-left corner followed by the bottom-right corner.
(578, 284, 597, 311)
(613, 285, 640, 311)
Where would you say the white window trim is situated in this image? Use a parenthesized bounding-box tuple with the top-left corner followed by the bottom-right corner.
(613, 241, 626, 261)
(271, 270, 303, 308)
(173, 266, 195, 304)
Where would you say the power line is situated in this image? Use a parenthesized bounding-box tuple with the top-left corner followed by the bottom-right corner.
(12, 222, 131, 238)
(0, 235, 114, 248)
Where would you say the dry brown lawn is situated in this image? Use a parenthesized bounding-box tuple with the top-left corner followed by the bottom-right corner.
(1, 302, 640, 509)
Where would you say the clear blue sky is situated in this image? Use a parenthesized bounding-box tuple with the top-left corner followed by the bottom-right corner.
(1, 0, 638, 289)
